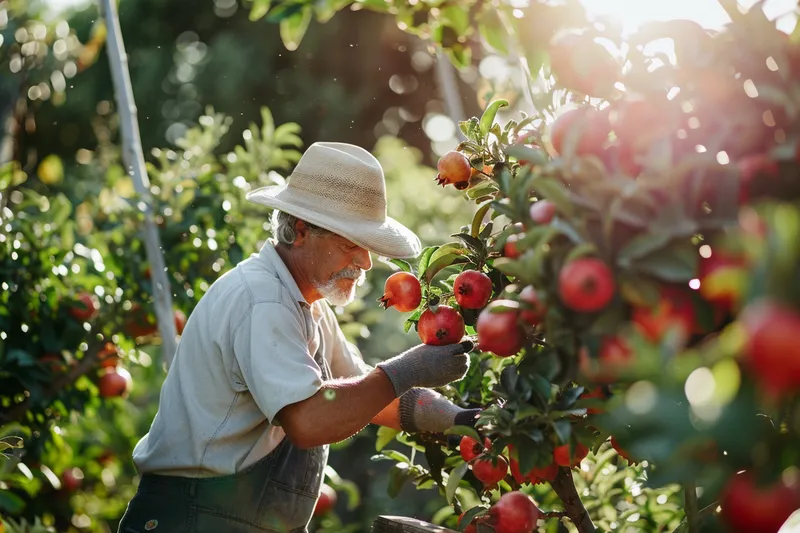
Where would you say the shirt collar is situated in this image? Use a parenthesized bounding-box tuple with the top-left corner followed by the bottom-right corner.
(257, 239, 309, 307)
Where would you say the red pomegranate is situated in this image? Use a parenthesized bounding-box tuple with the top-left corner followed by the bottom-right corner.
(436, 151, 471, 190)
(721, 471, 800, 533)
(553, 442, 589, 468)
(98, 367, 132, 398)
(417, 305, 465, 346)
(379, 272, 422, 313)
(741, 300, 800, 394)
(68, 292, 99, 322)
(314, 483, 338, 516)
(558, 258, 615, 313)
(487, 490, 542, 533)
(476, 300, 525, 357)
(454, 270, 493, 309)
(518, 286, 546, 325)
(472, 454, 509, 485)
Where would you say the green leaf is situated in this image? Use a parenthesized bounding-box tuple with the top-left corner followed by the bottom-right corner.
(477, 9, 509, 55)
(416, 246, 439, 281)
(389, 259, 412, 273)
(444, 425, 481, 442)
(479, 99, 510, 136)
(381, 449, 411, 463)
(564, 242, 597, 264)
(505, 144, 548, 167)
(426, 255, 469, 283)
(445, 462, 469, 504)
(618, 232, 674, 266)
(279, 6, 312, 51)
(471, 202, 492, 238)
(553, 419, 572, 444)
(376, 426, 399, 451)
(441, 5, 470, 35)
(425, 243, 468, 282)
(632, 242, 698, 283)
(0, 491, 25, 513)
(388, 462, 414, 498)
(531, 177, 573, 216)
(249, 0, 272, 21)
(458, 506, 487, 531)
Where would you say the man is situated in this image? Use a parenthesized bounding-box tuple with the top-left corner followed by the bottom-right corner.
(118, 142, 478, 533)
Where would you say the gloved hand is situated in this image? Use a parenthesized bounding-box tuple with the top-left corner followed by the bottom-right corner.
(377, 340, 473, 397)
(398, 387, 482, 434)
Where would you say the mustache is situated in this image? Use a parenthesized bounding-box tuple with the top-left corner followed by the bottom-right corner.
(332, 268, 365, 282)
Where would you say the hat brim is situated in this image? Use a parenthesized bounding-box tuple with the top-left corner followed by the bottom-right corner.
(246, 184, 422, 259)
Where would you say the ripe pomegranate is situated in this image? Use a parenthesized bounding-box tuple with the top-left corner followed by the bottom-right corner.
(529, 200, 556, 225)
(510, 458, 558, 485)
(610, 436, 636, 463)
(550, 107, 611, 157)
(123, 303, 159, 338)
(698, 251, 745, 312)
(454, 270, 493, 309)
(61, 467, 84, 492)
(611, 97, 677, 153)
(471, 454, 509, 485)
(436, 151, 471, 190)
(460, 435, 490, 463)
(379, 272, 422, 313)
(580, 386, 608, 415)
(314, 483, 338, 516)
(487, 491, 541, 533)
(558, 258, 615, 313)
(174, 309, 187, 335)
(518, 286, 546, 325)
(97, 342, 120, 369)
(98, 367, 132, 398)
(504, 233, 523, 259)
(632, 285, 696, 343)
(741, 300, 800, 394)
(476, 300, 525, 357)
(417, 305, 465, 346)
(40, 353, 67, 374)
(591, 336, 633, 384)
(69, 292, 99, 322)
(549, 33, 618, 98)
(721, 471, 800, 533)
(553, 442, 589, 468)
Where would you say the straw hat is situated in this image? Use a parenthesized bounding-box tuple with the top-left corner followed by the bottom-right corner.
(246, 142, 422, 259)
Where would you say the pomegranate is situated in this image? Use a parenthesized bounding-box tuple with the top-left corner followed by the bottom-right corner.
(487, 491, 541, 533)
(436, 151, 471, 190)
(417, 305, 465, 346)
(69, 292, 99, 322)
(550, 107, 611, 157)
(97, 342, 120, 369)
(379, 272, 422, 313)
(611, 97, 677, 153)
(549, 33, 618, 98)
(476, 300, 525, 357)
(314, 483, 338, 516)
(174, 309, 187, 335)
(40, 353, 67, 374)
(518, 286, 546, 325)
(741, 300, 800, 394)
(558, 258, 615, 313)
(504, 233, 523, 259)
(98, 367, 132, 398)
(721, 471, 800, 533)
(472, 454, 509, 485)
(580, 386, 608, 415)
(61, 467, 83, 492)
(123, 303, 159, 338)
(529, 200, 556, 225)
(592, 336, 633, 383)
(553, 442, 589, 468)
(454, 270, 493, 309)
(460, 435, 490, 463)
(632, 285, 695, 343)
(510, 458, 558, 485)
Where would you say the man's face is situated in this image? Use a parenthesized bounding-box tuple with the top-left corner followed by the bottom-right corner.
(303, 229, 371, 306)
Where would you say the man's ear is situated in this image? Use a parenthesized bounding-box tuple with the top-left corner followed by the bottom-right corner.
(292, 220, 311, 246)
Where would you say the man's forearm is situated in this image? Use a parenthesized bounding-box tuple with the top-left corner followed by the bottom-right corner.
(276, 368, 397, 449)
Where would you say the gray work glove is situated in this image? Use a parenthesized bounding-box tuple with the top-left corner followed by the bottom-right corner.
(377, 340, 473, 397)
(398, 388, 482, 434)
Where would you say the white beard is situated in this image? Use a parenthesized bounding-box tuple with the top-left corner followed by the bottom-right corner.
(316, 268, 366, 306)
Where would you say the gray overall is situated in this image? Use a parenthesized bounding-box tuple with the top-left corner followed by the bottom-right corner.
(117, 349, 332, 533)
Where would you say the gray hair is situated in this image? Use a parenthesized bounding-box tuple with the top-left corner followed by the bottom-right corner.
(271, 210, 330, 244)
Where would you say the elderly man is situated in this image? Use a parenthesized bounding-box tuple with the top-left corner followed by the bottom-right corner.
(118, 142, 477, 533)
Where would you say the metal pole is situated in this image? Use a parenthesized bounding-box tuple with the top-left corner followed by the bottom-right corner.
(98, 0, 178, 368)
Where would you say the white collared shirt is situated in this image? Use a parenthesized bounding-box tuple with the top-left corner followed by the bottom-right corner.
(132, 241, 372, 477)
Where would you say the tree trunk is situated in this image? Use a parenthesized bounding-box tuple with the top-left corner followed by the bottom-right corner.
(550, 467, 596, 533)
(99, 0, 178, 368)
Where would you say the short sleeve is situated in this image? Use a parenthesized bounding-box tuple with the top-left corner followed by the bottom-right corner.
(317, 303, 373, 379)
(234, 302, 322, 423)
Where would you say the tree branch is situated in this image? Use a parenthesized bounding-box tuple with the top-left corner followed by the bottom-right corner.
(549, 467, 596, 533)
(0, 339, 106, 424)
(685, 481, 700, 533)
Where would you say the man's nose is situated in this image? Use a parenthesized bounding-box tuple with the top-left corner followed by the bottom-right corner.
(353, 247, 372, 271)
